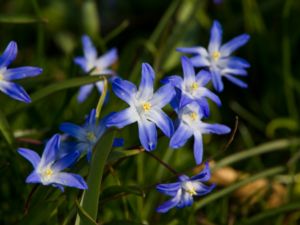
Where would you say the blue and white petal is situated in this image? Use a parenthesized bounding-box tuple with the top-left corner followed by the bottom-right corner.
(77, 84, 94, 103)
(138, 119, 157, 151)
(52, 172, 88, 190)
(105, 108, 137, 129)
(0, 41, 18, 68)
(220, 34, 250, 56)
(0, 80, 31, 103)
(137, 63, 155, 100)
(170, 122, 193, 149)
(4, 67, 42, 81)
(147, 109, 174, 137)
(112, 78, 137, 104)
(208, 20, 223, 53)
(18, 148, 41, 169)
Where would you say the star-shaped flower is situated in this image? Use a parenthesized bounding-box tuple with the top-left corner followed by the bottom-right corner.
(0, 41, 42, 103)
(170, 102, 230, 164)
(74, 35, 118, 102)
(177, 20, 250, 92)
(162, 56, 221, 117)
(105, 63, 175, 151)
(59, 109, 106, 161)
(156, 162, 215, 213)
(18, 134, 87, 191)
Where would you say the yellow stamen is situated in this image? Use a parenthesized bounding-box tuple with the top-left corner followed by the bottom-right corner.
(0, 74, 4, 81)
(191, 82, 199, 91)
(142, 102, 152, 112)
(86, 132, 96, 142)
(189, 112, 198, 121)
(212, 51, 221, 61)
(44, 168, 53, 178)
(184, 182, 197, 196)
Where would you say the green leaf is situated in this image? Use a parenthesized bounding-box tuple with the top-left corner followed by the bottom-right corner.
(75, 200, 98, 225)
(75, 131, 116, 225)
(107, 148, 143, 164)
(241, 202, 300, 224)
(103, 221, 145, 225)
(0, 109, 14, 148)
(100, 185, 145, 203)
(7, 75, 103, 116)
(194, 166, 285, 210)
(0, 15, 47, 24)
(214, 138, 300, 170)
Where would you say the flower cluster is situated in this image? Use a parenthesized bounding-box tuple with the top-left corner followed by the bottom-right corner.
(14, 19, 249, 212)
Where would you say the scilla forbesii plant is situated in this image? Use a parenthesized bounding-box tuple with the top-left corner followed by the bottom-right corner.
(7, 18, 249, 224)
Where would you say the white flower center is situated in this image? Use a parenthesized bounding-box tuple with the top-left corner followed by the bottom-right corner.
(211, 51, 221, 61)
(0, 73, 4, 81)
(142, 102, 152, 112)
(182, 181, 197, 196)
(191, 82, 198, 91)
(41, 168, 53, 182)
(86, 132, 96, 142)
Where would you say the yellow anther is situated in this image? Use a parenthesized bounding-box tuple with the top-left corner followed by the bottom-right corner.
(184, 181, 197, 196)
(0, 74, 4, 81)
(189, 112, 198, 121)
(191, 82, 199, 91)
(86, 132, 96, 142)
(142, 102, 152, 112)
(212, 51, 221, 61)
(44, 168, 53, 178)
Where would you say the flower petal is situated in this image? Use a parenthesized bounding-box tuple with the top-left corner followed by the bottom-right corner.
(74, 57, 88, 72)
(0, 80, 31, 103)
(191, 162, 212, 181)
(138, 119, 157, 151)
(4, 67, 42, 80)
(220, 34, 250, 56)
(85, 108, 96, 125)
(0, 41, 18, 68)
(18, 148, 41, 169)
(177, 192, 193, 208)
(223, 74, 248, 88)
(137, 63, 155, 100)
(193, 132, 203, 164)
(156, 182, 181, 196)
(147, 109, 174, 137)
(170, 122, 193, 149)
(112, 78, 137, 104)
(150, 83, 175, 108)
(194, 182, 215, 195)
(226, 56, 250, 68)
(201, 89, 221, 106)
(196, 70, 211, 86)
(156, 190, 181, 213)
(26, 171, 41, 184)
(52, 151, 80, 171)
(52, 172, 88, 190)
(221, 67, 248, 76)
(95, 48, 118, 68)
(196, 98, 210, 118)
(161, 75, 183, 89)
(211, 69, 224, 92)
(59, 123, 86, 139)
(208, 20, 223, 52)
(190, 55, 210, 67)
(77, 84, 94, 103)
(82, 35, 97, 61)
(176, 47, 208, 57)
(181, 56, 195, 84)
(201, 123, 231, 134)
(105, 108, 137, 129)
(40, 134, 61, 167)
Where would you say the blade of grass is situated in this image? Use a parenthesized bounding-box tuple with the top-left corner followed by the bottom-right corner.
(214, 138, 300, 170)
(0, 109, 15, 148)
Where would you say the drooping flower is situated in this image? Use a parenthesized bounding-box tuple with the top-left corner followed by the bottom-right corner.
(59, 109, 106, 161)
(105, 63, 175, 151)
(18, 134, 87, 191)
(0, 41, 42, 103)
(162, 56, 220, 117)
(170, 102, 230, 164)
(156, 162, 215, 213)
(177, 20, 250, 92)
(74, 35, 118, 102)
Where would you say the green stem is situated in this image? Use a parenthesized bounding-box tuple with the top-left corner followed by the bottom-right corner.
(96, 77, 107, 120)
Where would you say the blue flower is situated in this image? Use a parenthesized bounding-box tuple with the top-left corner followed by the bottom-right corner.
(74, 35, 118, 102)
(0, 41, 42, 103)
(105, 63, 175, 151)
(177, 20, 250, 92)
(18, 134, 87, 191)
(156, 162, 215, 213)
(59, 109, 106, 161)
(170, 102, 230, 164)
(162, 56, 221, 117)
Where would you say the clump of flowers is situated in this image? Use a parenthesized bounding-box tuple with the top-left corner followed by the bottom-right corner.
(14, 19, 250, 216)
